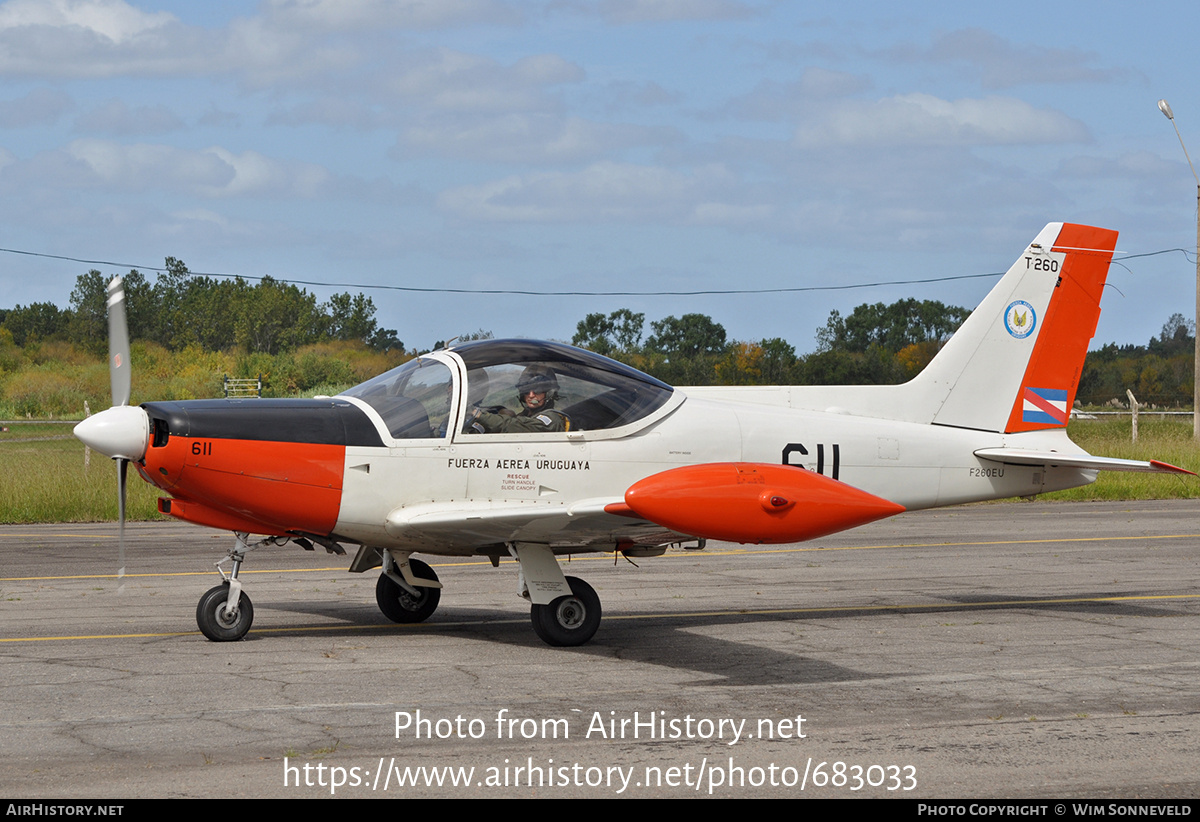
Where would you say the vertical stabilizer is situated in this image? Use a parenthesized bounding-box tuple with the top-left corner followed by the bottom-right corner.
(911, 223, 1118, 433)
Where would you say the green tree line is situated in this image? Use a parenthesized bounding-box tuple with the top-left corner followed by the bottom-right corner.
(572, 305, 1196, 406)
(1077, 314, 1195, 407)
(1, 260, 1194, 415)
(0, 259, 401, 355)
(572, 299, 971, 387)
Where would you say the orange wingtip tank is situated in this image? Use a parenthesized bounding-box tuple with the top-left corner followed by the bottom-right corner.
(617, 462, 905, 544)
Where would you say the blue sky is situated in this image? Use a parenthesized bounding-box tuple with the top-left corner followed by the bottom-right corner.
(1, 0, 1198, 355)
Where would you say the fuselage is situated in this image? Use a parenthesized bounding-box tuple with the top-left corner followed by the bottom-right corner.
(132, 376, 1094, 557)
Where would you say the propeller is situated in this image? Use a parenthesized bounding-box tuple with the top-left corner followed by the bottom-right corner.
(73, 277, 149, 593)
(108, 277, 131, 407)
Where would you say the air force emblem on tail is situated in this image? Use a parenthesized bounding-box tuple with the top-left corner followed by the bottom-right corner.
(1004, 300, 1036, 339)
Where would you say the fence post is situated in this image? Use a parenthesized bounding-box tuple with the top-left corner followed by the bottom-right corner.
(1126, 389, 1138, 443)
(83, 400, 91, 470)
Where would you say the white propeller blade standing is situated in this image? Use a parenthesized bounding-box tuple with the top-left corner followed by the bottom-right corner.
(72, 277, 150, 592)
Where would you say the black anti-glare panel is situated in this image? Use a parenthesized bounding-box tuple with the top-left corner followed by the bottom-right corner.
(142, 399, 384, 447)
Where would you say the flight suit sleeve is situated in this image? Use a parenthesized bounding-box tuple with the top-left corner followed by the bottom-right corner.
(473, 409, 568, 433)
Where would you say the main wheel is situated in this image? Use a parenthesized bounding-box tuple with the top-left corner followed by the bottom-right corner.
(530, 576, 601, 647)
(196, 583, 254, 642)
(376, 558, 441, 623)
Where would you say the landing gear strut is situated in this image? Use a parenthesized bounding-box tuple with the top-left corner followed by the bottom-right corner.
(195, 532, 270, 642)
(511, 543, 603, 647)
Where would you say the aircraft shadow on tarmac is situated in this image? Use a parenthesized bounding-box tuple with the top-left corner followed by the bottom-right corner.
(259, 590, 1189, 687)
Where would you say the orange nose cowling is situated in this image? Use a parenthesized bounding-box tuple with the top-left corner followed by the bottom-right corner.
(143, 436, 345, 536)
(136, 398, 376, 538)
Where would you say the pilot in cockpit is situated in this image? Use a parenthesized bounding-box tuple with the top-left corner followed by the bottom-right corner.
(467, 364, 570, 433)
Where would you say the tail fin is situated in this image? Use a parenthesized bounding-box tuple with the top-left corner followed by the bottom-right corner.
(912, 222, 1117, 433)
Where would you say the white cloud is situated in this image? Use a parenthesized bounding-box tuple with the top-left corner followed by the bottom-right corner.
(0, 0, 345, 81)
(221, 14, 354, 86)
(691, 201, 772, 225)
(74, 99, 182, 135)
(399, 113, 673, 163)
(0, 87, 72, 127)
(1058, 151, 1177, 179)
(170, 208, 232, 228)
(888, 28, 1123, 89)
(0, 0, 173, 42)
(440, 162, 689, 221)
(601, 79, 680, 110)
(728, 69, 873, 121)
(197, 107, 240, 128)
(389, 49, 584, 113)
(595, 0, 759, 24)
(57, 139, 330, 198)
(794, 93, 1089, 148)
(0, 0, 563, 98)
(0, 0, 216, 77)
(65, 139, 233, 190)
(262, 0, 520, 31)
(198, 146, 330, 197)
(267, 97, 388, 130)
(437, 161, 749, 223)
(792, 67, 871, 99)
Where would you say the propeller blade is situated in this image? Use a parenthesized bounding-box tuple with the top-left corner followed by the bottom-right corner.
(106, 277, 131, 593)
(107, 277, 131, 407)
(117, 457, 127, 593)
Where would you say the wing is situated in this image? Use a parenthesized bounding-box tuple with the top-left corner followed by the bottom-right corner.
(384, 461, 910, 552)
(385, 497, 681, 552)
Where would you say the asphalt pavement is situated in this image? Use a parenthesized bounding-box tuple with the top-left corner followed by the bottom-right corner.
(2, 500, 1198, 798)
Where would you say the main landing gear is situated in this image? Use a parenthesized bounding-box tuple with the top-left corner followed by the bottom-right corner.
(530, 576, 601, 647)
(367, 543, 604, 647)
(375, 552, 442, 624)
(511, 544, 602, 647)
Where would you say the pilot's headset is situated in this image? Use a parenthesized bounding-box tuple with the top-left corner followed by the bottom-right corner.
(515, 365, 558, 404)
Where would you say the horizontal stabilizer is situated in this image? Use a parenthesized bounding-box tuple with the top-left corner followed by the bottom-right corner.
(974, 448, 1195, 475)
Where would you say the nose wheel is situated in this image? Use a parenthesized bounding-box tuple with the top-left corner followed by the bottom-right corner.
(195, 532, 267, 642)
(196, 583, 254, 641)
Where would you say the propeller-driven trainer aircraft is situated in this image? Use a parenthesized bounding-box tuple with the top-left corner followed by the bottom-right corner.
(74, 223, 1191, 646)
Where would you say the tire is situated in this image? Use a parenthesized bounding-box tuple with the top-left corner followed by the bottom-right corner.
(196, 583, 254, 642)
(376, 558, 441, 623)
(530, 576, 601, 647)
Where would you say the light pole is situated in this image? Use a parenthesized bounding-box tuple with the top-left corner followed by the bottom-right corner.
(1158, 98, 1200, 438)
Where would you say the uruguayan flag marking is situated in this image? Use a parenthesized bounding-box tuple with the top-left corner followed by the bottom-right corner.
(1022, 387, 1068, 425)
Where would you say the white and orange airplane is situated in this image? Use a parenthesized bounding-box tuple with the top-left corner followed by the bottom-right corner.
(74, 223, 1191, 646)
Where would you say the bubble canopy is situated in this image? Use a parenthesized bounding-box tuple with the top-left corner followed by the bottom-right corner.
(342, 339, 675, 439)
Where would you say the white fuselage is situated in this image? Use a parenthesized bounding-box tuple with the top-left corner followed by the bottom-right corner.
(333, 388, 1091, 555)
